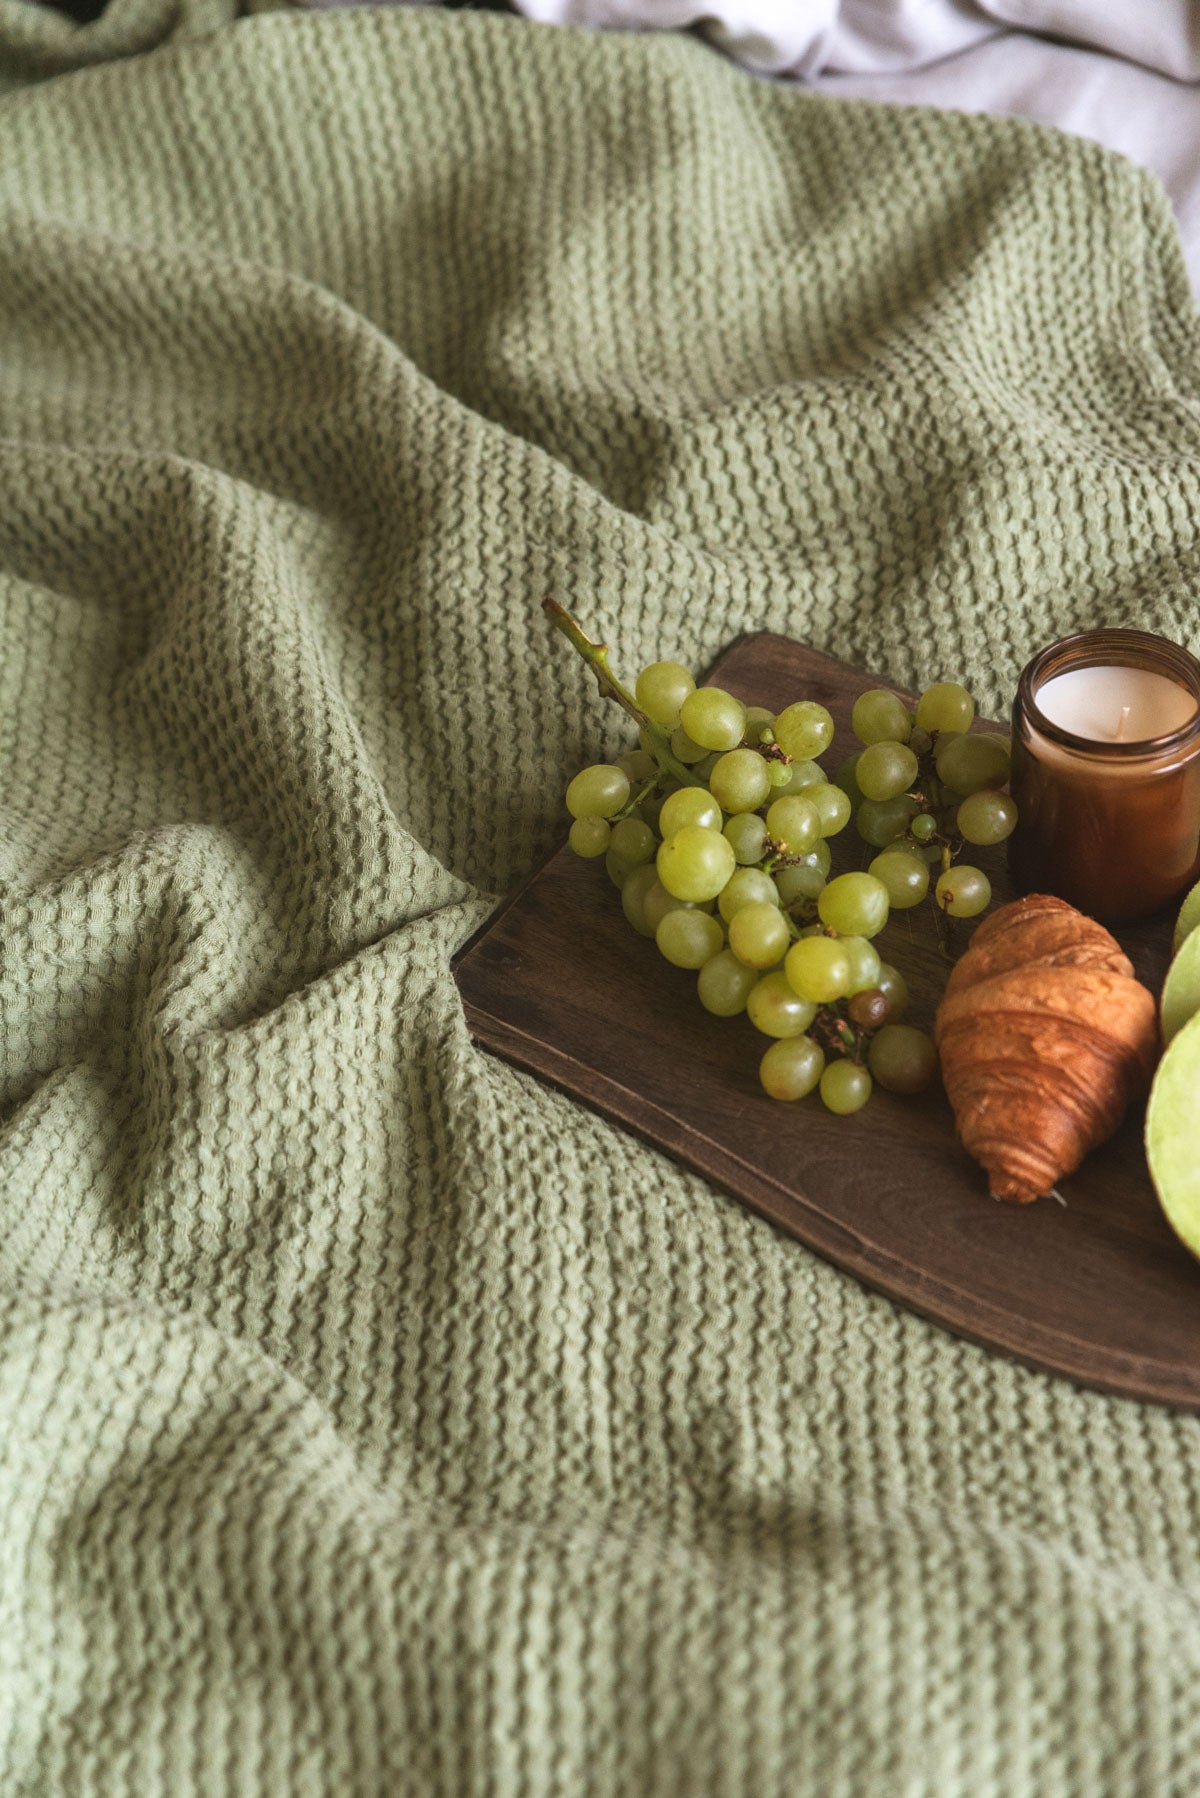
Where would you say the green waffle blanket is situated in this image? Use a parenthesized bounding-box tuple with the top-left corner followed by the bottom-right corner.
(4, 5, 1200, 1792)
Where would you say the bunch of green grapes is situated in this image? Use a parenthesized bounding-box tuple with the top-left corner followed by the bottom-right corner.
(836, 683, 1017, 921)
(563, 656, 941, 1114)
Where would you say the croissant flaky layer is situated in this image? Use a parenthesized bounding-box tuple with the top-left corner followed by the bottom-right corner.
(934, 896, 1158, 1203)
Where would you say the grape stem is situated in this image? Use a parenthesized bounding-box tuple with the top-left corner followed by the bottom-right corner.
(811, 1007, 860, 1063)
(928, 886, 957, 960)
(614, 778, 658, 822)
(759, 839, 813, 874)
(543, 597, 706, 789)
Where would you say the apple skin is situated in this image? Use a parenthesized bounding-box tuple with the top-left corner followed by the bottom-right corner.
(1147, 1007, 1200, 1261)
(1175, 879, 1200, 955)
(1162, 929, 1200, 1045)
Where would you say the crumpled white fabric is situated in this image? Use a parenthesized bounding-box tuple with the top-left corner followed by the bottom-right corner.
(510, 1, 1200, 290)
(511, 0, 1200, 80)
(983, 2, 1200, 81)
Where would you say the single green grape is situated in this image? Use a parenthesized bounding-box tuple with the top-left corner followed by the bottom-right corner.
(759, 1035, 825, 1100)
(855, 740, 919, 803)
(868, 1024, 938, 1094)
(605, 850, 632, 891)
(643, 879, 701, 935)
(718, 867, 780, 923)
(839, 935, 883, 995)
(657, 826, 737, 902)
(935, 864, 991, 918)
(819, 1059, 873, 1115)
(855, 795, 919, 848)
(656, 908, 725, 969)
(659, 786, 723, 837)
(724, 812, 768, 865)
(808, 782, 852, 838)
(617, 748, 657, 783)
(936, 734, 1010, 797)
(728, 902, 791, 970)
(833, 752, 864, 805)
(709, 748, 772, 814)
(774, 701, 835, 761)
(956, 789, 1018, 846)
(851, 688, 912, 746)
(775, 758, 825, 795)
(609, 816, 656, 866)
(817, 871, 890, 939)
(569, 816, 611, 858)
(680, 687, 747, 752)
(747, 973, 818, 1040)
(635, 660, 695, 728)
(910, 812, 938, 843)
(669, 725, 709, 765)
(620, 864, 659, 937)
(768, 761, 795, 790)
(566, 763, 630, 820)
(876, 961, 909, 1023)
(785, 936, 853, 1004)
(765, 795, 821, 855)
(868, 848, 930, 909)
(773, 852, 828, 906)
(697, 948, 760, 1017)
(694, 752, 722, 783)
(916, 681, 975, 734)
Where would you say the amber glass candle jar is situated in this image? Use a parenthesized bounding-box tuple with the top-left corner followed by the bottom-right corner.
(1008, 630, 1200, 925)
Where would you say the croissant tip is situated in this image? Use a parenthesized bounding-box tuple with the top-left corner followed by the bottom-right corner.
(989, 1183, 1067, 1205)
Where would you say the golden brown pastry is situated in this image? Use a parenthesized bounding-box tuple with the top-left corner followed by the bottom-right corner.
(934, 895, 1158, 1202)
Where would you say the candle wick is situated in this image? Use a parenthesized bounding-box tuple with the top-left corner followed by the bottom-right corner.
(1116, 704, 1132, 742)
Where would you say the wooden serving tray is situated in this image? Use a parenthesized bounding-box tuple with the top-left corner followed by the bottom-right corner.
(454, 633, 1200, 1409)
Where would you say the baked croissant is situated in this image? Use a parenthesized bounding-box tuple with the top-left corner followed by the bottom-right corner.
(934, 894, 1158, 1203)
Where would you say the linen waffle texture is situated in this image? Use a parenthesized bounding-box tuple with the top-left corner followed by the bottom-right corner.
(4, 6, 1200, 1793)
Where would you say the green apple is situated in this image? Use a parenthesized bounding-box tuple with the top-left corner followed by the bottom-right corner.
(1175, 878, 1200, 955)
(1163, 927, 1200, 1044)
(1147, 1008, 1200, 1259)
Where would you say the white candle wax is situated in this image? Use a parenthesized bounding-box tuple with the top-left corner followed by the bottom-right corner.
(1035, 664, 1197, 744)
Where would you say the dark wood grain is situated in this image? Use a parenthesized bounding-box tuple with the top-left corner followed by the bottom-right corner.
(454, 633, 1200, 1408)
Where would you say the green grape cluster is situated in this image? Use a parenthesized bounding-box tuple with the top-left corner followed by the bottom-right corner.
(559, 648, 961, 1115)
(841, 682, 1017, 920)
